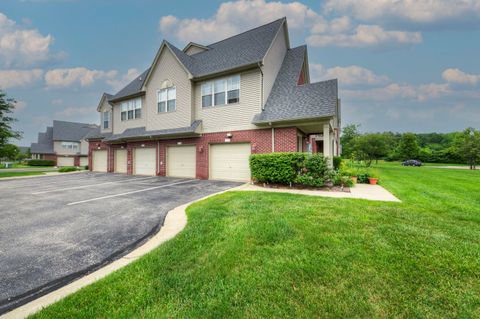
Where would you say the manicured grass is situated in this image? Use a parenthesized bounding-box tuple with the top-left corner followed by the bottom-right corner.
(31, 165, 480, 318)
(0, 171, 49, 178)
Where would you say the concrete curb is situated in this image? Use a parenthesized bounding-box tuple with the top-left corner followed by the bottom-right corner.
(1, 185, 244, 319)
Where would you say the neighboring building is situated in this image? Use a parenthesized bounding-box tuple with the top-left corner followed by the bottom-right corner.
(87, 17, 341, 181)
(31, 120, 98, 166)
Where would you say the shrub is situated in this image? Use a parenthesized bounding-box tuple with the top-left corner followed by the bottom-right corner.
(58, 166, 78, 173)
(250, 153, 332, 187)
(27, 159, 55, 166)
(333, 156, 342, 170)
(250, 153, 305, 184)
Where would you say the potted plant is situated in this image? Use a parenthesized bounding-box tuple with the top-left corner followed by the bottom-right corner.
(368, 171, 379, 185)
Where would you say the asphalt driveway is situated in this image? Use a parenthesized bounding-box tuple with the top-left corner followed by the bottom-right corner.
(0, 172, 241, 314)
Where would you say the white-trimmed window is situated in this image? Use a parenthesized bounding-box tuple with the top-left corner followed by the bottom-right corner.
(103, 111, 110, 129)
(158, 87, 176, 113)
(61, 142, 79, 150)
(121, 98, 142, 121)
(202, 75, 240, 107)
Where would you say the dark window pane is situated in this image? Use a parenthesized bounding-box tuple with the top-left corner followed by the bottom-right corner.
(167, 99, 176, 112)
(103, 121, 108, 129)
(227, 89, 239, 104)
(121, 112, 126, 121)
(128, 110, 133, 119)
(202, 95, 212, 107)
(135, 109, 141, 119)
(158, 102, 166, 113)
(214, 92, 225, 106)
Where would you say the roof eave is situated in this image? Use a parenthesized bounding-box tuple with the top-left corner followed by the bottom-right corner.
(192, 62, 261, 81)
(108, 91, 146, 103)
(252, 114, 335, 126)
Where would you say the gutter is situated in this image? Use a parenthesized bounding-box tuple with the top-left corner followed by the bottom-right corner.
(258, 62, 264, 110)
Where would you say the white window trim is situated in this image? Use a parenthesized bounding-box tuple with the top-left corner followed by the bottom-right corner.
(157, 86, 176, 113)
(201, 74, 240, 108)
(61, 142, 79, 150)
(120, 98, 142, 121)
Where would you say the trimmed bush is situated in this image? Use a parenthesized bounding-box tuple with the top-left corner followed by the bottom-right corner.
(333, 156, 342, 170)
(250, 152, 305, 184)
(58, 166, 78, 173)
(250, 152, 332, 187)
(27, 159, 55, 166)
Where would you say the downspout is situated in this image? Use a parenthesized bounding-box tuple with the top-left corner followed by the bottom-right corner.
(258, 62, 264, 110)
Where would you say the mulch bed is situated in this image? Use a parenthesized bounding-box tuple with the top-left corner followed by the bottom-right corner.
(252, 182, 351, 193)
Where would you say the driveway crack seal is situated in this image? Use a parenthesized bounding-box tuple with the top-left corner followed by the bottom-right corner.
(0, 184, 244, 319)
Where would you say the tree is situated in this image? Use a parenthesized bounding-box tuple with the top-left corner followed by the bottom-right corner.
(397, 133, 420, 160)
(455, 128, 480, 169)
(0, 143, 19, 160)
(354, 133, 390, 166)
(0, 90, 22, 155)
(341, 124, 360, 158)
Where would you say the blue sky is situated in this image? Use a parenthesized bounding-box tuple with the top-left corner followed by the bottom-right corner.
(1, 0, 480, 146)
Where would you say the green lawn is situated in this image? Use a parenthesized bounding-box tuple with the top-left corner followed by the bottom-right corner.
(31, 164, 480, 318)
(0, 171, 49, 178)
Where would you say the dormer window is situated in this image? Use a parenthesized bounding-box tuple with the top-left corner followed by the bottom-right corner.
(158, 87, 176, 113)
(202, 75, 240, 107)
(103, 111, 110, 129)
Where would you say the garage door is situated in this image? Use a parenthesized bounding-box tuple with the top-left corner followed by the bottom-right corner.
(115, 149, 127, 173)
(134, 148, 156, 175)
(209, 143, 251, 181)
(167, 145, 196, 178)
(92, 150, 108, 172)
(79, 157, 88, 167)
(57, 157, 74, 167)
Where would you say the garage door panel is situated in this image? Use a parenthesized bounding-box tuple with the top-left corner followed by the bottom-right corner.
(210, 143, 251, 181)
(92, 150, 108, 172)
(167, 146, 196, 178)
(134, 148, 156, 176)
(57, 157, 75, 167)
(79, 157, 88, 167)
(115, 149, 127, 173)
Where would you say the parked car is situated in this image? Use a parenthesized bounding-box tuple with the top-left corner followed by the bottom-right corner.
(402, 160, 422, 167)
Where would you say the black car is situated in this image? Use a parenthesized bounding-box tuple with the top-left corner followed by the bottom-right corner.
(402, 160, 422, 167)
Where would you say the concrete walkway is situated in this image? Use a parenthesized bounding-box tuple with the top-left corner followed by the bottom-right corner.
(237, 183, 401, 202)
(427, 165, 478, 170)
(0, 167, 58, 173)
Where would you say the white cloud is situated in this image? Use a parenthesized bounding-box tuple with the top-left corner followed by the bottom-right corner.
(442, 68, 480, 85)
(159, 0, 320, 44)
(307, 24, 422, 48)
(159, 0, 424, 49)
(51, 98, 63, 105)
(106, 68, 140, 91)
(343, 82, 451, 102)
(44, 67, 117, 88)
(323, 0, 480, 27)
(311, 64, 389, 85)
(55, 106, 93, 118)
(14, 100, 27, 112)
(0, 12, 56, 67)
(0, 69, 44, 89)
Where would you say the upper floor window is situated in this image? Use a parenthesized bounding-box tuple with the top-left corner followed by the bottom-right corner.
(61, 142, 79, 150)
(202, 75, 240, 107)
(121, 98, 142, 121)
(103, 111, 110, 129)
(158, 87, 176, 113)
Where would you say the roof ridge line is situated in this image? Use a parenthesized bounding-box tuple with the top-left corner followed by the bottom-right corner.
(206, 17, 286, 47)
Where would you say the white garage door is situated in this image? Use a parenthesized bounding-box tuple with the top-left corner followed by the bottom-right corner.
(167, 145, 196, 178)
(57, 157, 74, 167)
(134, 148, 156, 175)
(209, 143, 251, 181)
(115, 149, 127, 173)
(79, 157, 88, 167)
(92, 150, 108, 172)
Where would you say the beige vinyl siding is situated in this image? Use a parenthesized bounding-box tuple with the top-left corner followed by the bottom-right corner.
(262, 24, 287, 105)
(53, 141, 80, 155)
(80, 139, 88, 155)
(185, 45, 206, 55)
(112, 97, 146, 135)
(194, 69, 262, 133)
(99, 98, 113, 134)
(144, 48, 192, 131)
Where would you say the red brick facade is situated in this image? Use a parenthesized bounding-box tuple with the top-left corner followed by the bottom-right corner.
(89, 126, 304, 179)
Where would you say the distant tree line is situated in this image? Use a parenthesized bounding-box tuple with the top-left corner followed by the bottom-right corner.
(341, 124, 480, 169)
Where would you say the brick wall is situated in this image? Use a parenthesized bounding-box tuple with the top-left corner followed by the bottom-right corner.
(93, 126, 299, 179)
(43, 154, 57, 164)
